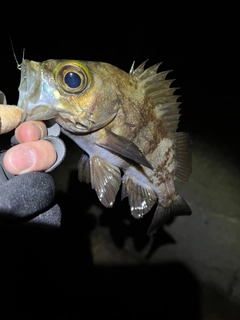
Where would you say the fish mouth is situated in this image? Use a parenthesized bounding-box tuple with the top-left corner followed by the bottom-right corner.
(56, 112, 117, 133)
(17, 60, 58, 121)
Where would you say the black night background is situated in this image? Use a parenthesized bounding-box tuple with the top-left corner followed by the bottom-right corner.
(0, 5, 239, 319)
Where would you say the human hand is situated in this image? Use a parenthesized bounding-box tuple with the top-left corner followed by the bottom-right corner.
(0, 119, 65, 227)
(3, 121, 57, 174)
(0, 92, 65, 227)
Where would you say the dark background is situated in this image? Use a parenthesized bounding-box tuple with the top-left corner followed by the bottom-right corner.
(1, 6, 240, 149)
(0, 4, 239, 319)
(1, 6, 239, 148)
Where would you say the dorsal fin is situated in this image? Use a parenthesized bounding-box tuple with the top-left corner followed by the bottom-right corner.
(130, 61, 181, 134)
(137, 63, 163, 80)
(130, 60, 149, 76)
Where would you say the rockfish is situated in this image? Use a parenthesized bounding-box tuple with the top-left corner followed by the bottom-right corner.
(17, 59, 192, 235)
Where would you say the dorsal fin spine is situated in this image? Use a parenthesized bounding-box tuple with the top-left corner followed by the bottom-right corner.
(131, 61, 181, 134)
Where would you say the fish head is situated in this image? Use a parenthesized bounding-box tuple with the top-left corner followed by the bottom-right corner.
(17, 59, 121, 132)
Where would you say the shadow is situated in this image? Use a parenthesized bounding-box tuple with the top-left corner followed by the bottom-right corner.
(0, 242, 201, 319)
(100, 198, 177, 259)
(69, 263, 201, 320)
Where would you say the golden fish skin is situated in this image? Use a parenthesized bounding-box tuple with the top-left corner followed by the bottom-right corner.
(17, 59, 192, 235)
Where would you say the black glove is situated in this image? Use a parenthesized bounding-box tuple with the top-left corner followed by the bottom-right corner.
(0, 113, 66, 228)
(0, 168, 62, 228)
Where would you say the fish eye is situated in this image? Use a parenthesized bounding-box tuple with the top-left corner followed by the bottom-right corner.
(64, 72, 81, 88)
(54, 61, 89, 94)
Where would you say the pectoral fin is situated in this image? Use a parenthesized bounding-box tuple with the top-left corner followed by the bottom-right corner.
(97, 129, 153, 169)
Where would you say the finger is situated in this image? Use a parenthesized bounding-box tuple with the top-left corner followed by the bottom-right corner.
(15, 121, 48, 143)
(3, 140, 57, 175)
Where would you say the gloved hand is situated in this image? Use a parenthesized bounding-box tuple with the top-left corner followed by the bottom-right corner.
(0, 91, 66, 228)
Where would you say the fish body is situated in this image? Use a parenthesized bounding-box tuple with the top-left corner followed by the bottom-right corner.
(17, 59, 192, 235)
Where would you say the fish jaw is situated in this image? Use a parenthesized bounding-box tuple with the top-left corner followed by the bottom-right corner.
(17, 60, 59, 121)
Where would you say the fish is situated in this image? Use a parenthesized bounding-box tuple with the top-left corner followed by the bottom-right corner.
(17, 58, 192, 235)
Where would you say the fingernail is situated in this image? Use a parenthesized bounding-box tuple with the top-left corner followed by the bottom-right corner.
(9, 147, 36, 173)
